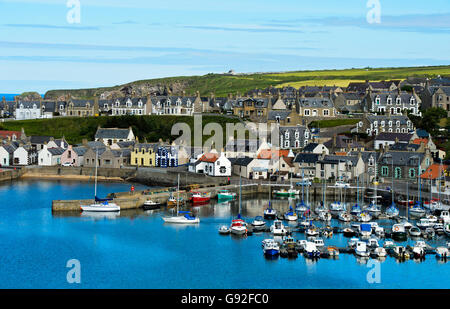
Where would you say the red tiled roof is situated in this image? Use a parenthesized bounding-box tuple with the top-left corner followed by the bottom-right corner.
(412, 138, 428, 145)
(420, 164, 448, 180)
(0, 130, 22, 139)
(198, 153, 219, 163)
(257, 149, 290, 160)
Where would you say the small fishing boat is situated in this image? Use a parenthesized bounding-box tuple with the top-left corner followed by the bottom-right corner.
(409, 226, 422, 237)
(167, 196, 184, 207)
(398, 199, 414, 206)
(313, 238, 325, 248)
(217, 190, 236, 201)
(284, 206, 298, 221)
(440, 211, 450, 223)
(350, 204, 362, 216)
(435, 247, 449, 259)
(343, 228, 356, 237)
(383, 241, 395, 249)
(218, 225, 230, 235)
(372, 247, 387, 258)
(409, 202, 426, 219)
(189, 192, 211, 205)
(263, 239, 280, 257)
(296, 239, 308, 251)
(306, 226, 319, 237)
(393, 246, 410, 260)
(368, 237, 379, 248)
(424, 227, 435, 238)
(319, 211, 332, 221)
(142, 199, 164, 210)
(251, 216, 266, 231)
(374, 226, 385, 238)
(273, 188, 299, 197)
(392, 224, 407, 241)
(355, 241, 369, 257)
(327, 246, 340, 257)
(434, 223, 445, 235)
(348, 237, 360, 248)
(338, 212, 352, 222)
(304, 242, 321, 259)
(385, 202, 399, 218)
(417, 218, 436, 230)
(263, 205, 277, 220)
(230, 215, 247, 235)
(270, 219, 287, 236)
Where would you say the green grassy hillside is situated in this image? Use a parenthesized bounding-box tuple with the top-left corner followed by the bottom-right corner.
(44, 65, 450, 99)
(0, 115, 241, 145)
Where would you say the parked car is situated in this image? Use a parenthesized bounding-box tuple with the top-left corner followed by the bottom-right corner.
(296, 179, 312, 186)
(334, 181, 350, 188)
(62, 162, 74, 167)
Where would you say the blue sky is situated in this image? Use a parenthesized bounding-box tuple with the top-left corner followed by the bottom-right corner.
(1, 0, 450, 93)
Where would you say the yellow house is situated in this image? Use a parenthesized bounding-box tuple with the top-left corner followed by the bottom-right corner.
(131, 143, 156, 167)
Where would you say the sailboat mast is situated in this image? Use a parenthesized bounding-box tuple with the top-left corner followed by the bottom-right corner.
(239, 173, 242, 214)
(177, 173, 179, 215)
(94, 149, 98, 198)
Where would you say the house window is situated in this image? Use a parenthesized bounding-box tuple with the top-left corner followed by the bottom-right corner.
(304, 109, 310, 116)
(323, 109, 329, 116)
(409, 168, 416, 178)
(395, 167, 401, 179)
(381, 166, 389, 176)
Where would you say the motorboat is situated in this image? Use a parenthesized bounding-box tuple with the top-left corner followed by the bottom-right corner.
(409, 202, 426, 219)
(435, 247, 449, 259)
(284, 206, 298, 221)
(217, 190, 236, 201)
(189, 192, 211, 205)
(142, 199, 164, 210)
(273, 188, 299, 197)
(313, 238, 325, 248)
(358, 223, 372, 239)
(440, 211, 450, 223)
(434, 223, 445, 235)
(306, 226, 319, 237)
(424, 227, 435, 238)
(383, 241, 395, 249)
(230, 215, 247, 235)
(409, 226, 422, 237)
(263, 239, 280, 257)
(356, 211, 372, 222)
(350, 204, 362, 216)
(399, 220, 413, 230)
(374, 226, 385, 238)
(318, 211, 332, 221)
(417, 218, 436, 230)
(303, 242, 321, 259)
(343, 228, 356, 237)
(327, 246, 340, 258)
(338, 212, 352, 222)
(368, 237, 379, 248)
(296, 239, 308, 251)
(392, 224, 407, 241)
(423, 199, 443, 212)
(218, 225, 230, 235)
(270, 220, 287, 236)
(334, 181, 350, 188)
(355, 241, 369, 257)
(299, 219, 312, 229)
(385, 202, 399, 218)
(348, 237, 359, 248)
(251, 216, 266, 231)
(445, 223, 450, 237)
(372, 247, 387, 258)
(393, 246, 410, 260)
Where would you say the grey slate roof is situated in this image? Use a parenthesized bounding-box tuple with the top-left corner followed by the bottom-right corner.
(268, 110, 291, 121)
(299, 97, 334, 108)
(48, 147, 65, 156)
(378, 151, 424, 166)
(229, 157, 254, 167)
(30, 136, 53, 144)
(375, 132, 412, 142)
(293, 153, 319, 163)
(95, 128, 130, 140)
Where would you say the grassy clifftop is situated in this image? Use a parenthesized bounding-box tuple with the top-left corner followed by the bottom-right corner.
(44, 65, 450, 100)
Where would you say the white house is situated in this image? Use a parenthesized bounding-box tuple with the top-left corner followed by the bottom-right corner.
(0, 144, 17, 166)
(38, 145, 65, 166)
(13, 145, 37, 165)
(94, 127, 135, 146)
(15, 101, 42, 120)
(189, 151, 231, 177)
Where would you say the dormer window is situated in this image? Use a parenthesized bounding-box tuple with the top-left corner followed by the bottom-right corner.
(60, 105, 64, 110)
(387, 96, 392, 105)
(389, 121, 392, 127)
(381, 121, 385, 127)
(410, 97, 415, 105)
(104, 104, 108, 109)
(396, 97, 401, 105)
(375, 96, 380, 105)
(396, 121, 400, 127)
(295, 131, 300, 139)
(186, 100, 191, 107)
(127, 99, 132, 108)
(138, 100, 143, 107)
(115, 100, 120, 107)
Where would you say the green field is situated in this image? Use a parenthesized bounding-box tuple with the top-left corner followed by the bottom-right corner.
(44, 65, 450, 99)
(0, 115, 241, 145)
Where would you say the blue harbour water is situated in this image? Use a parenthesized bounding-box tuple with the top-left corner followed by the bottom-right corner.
(0, 180, 449, 289)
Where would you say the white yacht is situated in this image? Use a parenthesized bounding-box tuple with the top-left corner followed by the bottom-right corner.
(355, 241, 369, 257)
(270, 220, 287, 236)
